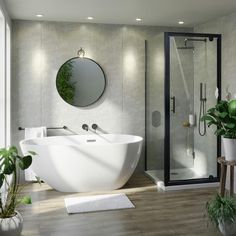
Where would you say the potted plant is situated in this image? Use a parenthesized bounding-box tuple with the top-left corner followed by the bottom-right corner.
(0, 146, 36, 236)
(201, 99, 236, 161)
(206, 194, 236, 236)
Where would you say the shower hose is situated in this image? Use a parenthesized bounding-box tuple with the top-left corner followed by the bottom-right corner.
(198, 100, 206, 136)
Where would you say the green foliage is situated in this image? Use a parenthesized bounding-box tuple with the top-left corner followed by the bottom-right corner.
(0, 146, 36, 218)
(229, 100, 236, 116)
(206, 194, 236, 227)
(56, 60, 76, 104)
(19, 196, 32, 205)
(201, 100, 236, 138)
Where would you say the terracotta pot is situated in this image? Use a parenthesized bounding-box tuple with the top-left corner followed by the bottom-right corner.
(222, 138, 236, 161)
(0, 211, 23, 236)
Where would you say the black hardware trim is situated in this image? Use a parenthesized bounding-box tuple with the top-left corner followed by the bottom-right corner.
(18, 126, 67, 131)
(164, 32, 221, 186)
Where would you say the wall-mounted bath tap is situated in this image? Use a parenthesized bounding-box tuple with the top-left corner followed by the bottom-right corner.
(91, 124, 98, 130)
(82, 124, 89, 131)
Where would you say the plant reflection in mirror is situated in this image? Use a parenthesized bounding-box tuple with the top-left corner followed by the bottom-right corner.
(56, 60, 76, 104)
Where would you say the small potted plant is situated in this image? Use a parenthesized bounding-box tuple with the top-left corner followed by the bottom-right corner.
(201, 99, 236, 161)
(206, 194, 236, 236)
(0, 146, 36, 236)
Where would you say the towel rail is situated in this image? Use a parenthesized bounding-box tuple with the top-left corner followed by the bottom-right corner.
(18, 126, 68, 131)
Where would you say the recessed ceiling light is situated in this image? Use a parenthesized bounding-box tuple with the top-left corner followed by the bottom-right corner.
(136, 18, 142, 22)
(178, 21, 184, 25)
(87, 16, 94, 20)
(36, 14, 43, 18)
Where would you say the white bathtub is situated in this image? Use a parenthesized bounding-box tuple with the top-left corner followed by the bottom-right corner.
(20, 134, 143, 192)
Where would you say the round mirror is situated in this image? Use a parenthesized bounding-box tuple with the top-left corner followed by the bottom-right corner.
(56, 57, 106, 107)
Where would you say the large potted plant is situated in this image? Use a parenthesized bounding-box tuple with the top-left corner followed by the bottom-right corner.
(206, 194, 236, 236)
(201, 100, 236, 161)
(0, 146, 35, 236)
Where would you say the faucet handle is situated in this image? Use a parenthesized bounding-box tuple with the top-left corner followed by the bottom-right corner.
(91, 124, 98, 130)
(82, 124, 88, 131)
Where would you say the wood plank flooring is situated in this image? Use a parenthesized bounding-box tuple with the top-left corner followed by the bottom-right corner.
(19, 174, 220, 236)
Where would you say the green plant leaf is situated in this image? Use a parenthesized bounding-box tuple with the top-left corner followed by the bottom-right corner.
(3, 162, 14, 175)
(20, 196, 32, 204)
(207, 108, 216, 113)
(219, 112, 228, 119)
(56, 60, 76, 104)
(0, 146, 36, 218)
(201, 115, 215, 122)
(206, 194, 236, 227)
(0, 174, 4, 188)
(9, 146, 18, 155)
(214, 129, 225, 136)
(201, 100, 236, 137)
(0, 148, 7, 156)
(217, 100, 229, 111)
(18, 155, 32, 170)
(226, 123, 235, 129)
(207, 121, 218, 127)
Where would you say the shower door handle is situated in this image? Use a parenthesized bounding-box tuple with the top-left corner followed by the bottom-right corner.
(171, 96, 176, 113)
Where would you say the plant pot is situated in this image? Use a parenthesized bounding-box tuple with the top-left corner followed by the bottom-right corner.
(222, 137, 236, 161)
(218, 221, 236, 236)
(0, 211, 23, 236)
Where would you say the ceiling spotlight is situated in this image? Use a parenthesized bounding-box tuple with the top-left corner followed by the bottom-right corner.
(87, 16, 94, 20)
(36, 14, 43, 18)
(136, 18, 142, 22)
(178, 21, 184, 25)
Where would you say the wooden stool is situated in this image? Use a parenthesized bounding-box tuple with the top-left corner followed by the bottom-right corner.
(218, 157, 236, 197)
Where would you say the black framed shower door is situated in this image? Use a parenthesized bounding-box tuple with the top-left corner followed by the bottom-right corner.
(164, 32, 222, 186)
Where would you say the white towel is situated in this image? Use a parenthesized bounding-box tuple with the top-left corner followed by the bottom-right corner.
(25, 127, 47, 139)
(24, 127, 47, 181)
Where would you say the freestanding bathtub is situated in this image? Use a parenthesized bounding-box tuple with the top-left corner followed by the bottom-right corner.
(20, 134, 143, 192)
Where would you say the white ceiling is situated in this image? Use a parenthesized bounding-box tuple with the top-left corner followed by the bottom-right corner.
(4, 0, 236, 27)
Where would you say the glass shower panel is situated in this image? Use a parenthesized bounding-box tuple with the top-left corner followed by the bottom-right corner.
(146, 33, 165, 181)
(169, 35, 218, 181)
(0, 9, 5, 148)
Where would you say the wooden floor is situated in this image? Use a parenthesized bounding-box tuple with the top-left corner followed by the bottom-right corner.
(20, 174, 220, 236)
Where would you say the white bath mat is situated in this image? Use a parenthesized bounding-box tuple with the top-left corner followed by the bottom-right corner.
(64, 193, 135, 214)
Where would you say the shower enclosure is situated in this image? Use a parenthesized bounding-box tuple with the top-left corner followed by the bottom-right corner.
(145, 32, 221, 187)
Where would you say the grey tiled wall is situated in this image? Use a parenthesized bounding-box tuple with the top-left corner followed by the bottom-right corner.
(195, 12, 236, 188)
(12, 20, 190, 172)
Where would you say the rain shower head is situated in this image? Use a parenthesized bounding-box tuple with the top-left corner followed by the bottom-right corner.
(184, 38, 207, 47)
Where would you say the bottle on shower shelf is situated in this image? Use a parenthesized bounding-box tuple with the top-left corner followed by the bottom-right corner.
(189, 114, 195, 127)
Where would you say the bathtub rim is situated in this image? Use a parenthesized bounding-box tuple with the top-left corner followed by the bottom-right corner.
(20, 134, 143, 147)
